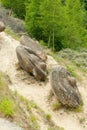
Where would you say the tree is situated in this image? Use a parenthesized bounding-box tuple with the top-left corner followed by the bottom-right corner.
(40, 0, 64, 51)
(25, 0, 42, 39)
(1, 0, 12, 8)
(61, 0, 87, 48)
(81, 0, 87, 10)
(1, 0, 26, 19)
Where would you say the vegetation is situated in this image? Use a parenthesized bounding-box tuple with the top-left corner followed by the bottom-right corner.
(0, 99, 14, 117)
(48, 126, 64, 130)
(52, 102, 61, 111)
(5, 27, 20, 40)
(45, 113, 51, 121)
(79, 117, 86, 124)
(1, 0, 87, 51)
(0, 72, 40, 130)
(47, 48, 87, 78)
(0, 1, 86, 129)
(0, 72, 65, 130)
(0, 0, 26, 19)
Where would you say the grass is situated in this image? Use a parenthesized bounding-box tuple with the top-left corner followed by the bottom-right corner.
(0, 72, 65, 130)
(47, 49, 83, 80)
(70, 105, 83, 112)
(52, 102, 61, 111)
(30, 114, 37, 123)
(0, 71, 40, 130)
(79, 117, 86, 124)
(48, 126, 64, 130)
(66, 65, 78, 77)
(27, 100, 38, 111)
(0, 99, 14, 117)
(14, 90, 64, 130)
(5, 26, 20, 40)
(45, 114, 51, 121)
(66, 97, 84, 113)
(0, 72, 14, 117)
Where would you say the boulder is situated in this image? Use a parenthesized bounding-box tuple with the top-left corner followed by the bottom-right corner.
(0, 21, 5, 32)
(0, 8, 25, 33)
(20, 35, 47, 61)
(16, 45, 46, 81)
(50, 66, 81, 108)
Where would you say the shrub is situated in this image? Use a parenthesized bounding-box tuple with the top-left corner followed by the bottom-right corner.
(0, 99, 14, 117)
(45, 114, 51, 121)
(52, 102, 61, 111)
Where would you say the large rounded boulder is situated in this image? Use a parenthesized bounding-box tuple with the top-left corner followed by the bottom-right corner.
(16, 45, 46, 81)
(50, 66, 81, 108)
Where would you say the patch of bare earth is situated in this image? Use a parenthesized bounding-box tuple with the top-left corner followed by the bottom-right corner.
(0, 32, 87, 130)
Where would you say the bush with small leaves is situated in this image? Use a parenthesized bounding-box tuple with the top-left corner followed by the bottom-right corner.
(0, 99, 14, 117)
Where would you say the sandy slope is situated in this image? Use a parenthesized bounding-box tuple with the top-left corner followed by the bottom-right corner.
(0, 32, 87, 130)
(0, 118, 23, 130)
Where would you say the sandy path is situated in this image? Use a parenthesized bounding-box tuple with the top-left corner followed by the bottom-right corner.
(0, 32, 87, 130)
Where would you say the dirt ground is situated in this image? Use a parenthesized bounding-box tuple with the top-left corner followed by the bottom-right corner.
(0, 32, 87, 130)
(0, 118, 23, 130)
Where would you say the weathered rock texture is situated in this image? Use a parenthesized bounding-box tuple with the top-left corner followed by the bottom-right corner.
(20, 35, 47, 61)
(0, 21, 5, 32)
(0, 7, 25, 33)
(16, 45, 46, 81)
(50, 66, 81, 108)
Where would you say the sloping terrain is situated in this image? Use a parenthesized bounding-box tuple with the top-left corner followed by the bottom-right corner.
(0, 118, 22, 130)
(0, 32, 87, 130)
(0, 7, 25, 34)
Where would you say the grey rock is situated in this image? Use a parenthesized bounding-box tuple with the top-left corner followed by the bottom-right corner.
(20, 35, 47, 61)
(16, 45, 46, 81)
(0, 7, 25, 33)
(50, 66, 81, 108)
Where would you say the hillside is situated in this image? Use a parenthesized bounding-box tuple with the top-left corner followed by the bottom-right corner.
(0, 30, 87, 130)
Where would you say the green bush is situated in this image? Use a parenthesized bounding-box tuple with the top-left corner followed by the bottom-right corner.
(67, 66, 77, 77)
(45, 114, 51, 121)
(0, 99, 14, 117)
(52, 102, 61, 110)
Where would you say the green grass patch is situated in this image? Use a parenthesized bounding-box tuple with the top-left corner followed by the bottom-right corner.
(0, 99, 14, 117)
(47, 49, 82, 80)
(48, 126, 64, 130)
(79, 117, 86, 124)
(67, 97, 83, 112)
(30, 114, 37, 123)
(71, 105, 83, 112)
(5, 26, 20, 40)
(66, 65, 78, 78)
(27, 100, 37, 111)
(0, 71, 40, 130)
(45, 114, 51, 121)
(52, 102, 61, 111)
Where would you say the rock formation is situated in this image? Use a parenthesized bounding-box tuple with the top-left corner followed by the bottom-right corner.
(20, 35, 47, 61)
(50, 66, 81, 108)
(16, 45, 46, 81)
(0, 21, 5, 32)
